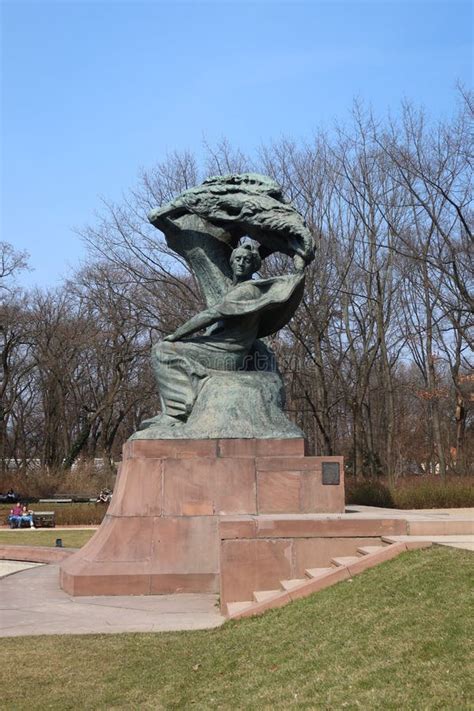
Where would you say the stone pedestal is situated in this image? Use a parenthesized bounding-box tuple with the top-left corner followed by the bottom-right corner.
(59, 438, 345, 596)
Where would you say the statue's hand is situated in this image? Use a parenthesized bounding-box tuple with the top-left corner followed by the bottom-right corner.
(293, 254, 306, 272)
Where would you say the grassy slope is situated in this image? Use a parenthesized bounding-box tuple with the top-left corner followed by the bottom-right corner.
(0, 530, 95, 548)
(2, 546, 473, 710)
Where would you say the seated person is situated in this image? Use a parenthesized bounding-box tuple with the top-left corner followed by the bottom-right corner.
(147, 244, 305, 428)
(8, 503, 22, 528)
(96, 488, 112, 504)
(6, 488, 17, 502)
(20, 504, 35, 529)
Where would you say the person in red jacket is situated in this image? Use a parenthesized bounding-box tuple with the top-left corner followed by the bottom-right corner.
(8, 503, 22, 528)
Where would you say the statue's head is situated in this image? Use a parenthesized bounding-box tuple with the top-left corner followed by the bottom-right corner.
(230, 243, 261, 282)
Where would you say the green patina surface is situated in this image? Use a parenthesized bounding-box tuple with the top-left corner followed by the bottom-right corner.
(134, 174, 314, 441)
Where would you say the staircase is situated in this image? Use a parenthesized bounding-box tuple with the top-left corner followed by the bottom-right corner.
(225, 538, 431, 619)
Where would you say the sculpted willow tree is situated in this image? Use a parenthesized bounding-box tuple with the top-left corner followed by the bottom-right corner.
(132, 173, 315, 440)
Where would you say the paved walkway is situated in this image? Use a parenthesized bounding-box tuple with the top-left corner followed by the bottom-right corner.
(0, 560, 43, 577)
(346, 505, 474, 520)
(0, 563, 224, 637)
(385, 535, 474, 551)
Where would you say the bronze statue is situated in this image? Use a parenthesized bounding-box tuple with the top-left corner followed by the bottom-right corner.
(133, 173, 314, 440)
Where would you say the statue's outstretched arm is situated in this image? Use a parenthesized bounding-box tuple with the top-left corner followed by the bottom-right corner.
(164, 308, 220, 342)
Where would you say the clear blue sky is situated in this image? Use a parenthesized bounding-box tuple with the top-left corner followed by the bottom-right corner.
(1, 0, 472, 288)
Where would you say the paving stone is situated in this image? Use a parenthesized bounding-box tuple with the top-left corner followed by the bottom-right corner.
(0, 564, 224, 637)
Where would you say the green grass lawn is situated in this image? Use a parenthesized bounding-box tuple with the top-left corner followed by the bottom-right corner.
(0, 529, 95, 548)
(1, 546, 472, 710)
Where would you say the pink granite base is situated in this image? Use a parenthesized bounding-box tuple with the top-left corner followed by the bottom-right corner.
(60, 438, 346, 596)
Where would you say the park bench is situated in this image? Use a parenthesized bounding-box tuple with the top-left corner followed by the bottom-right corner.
(32, 511, 56, 528)
(10, 511, 56, 528)
(5, 511, 56, 528)
(0, 511, 55, 528)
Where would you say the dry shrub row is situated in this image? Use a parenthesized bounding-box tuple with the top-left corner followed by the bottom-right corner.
(1, 463, 114, 526)
(345, 480, 395, 508)
(0, 463, 116, 499)
(391, 477, 474, 509)
(346, 476, 474, 509)
(52, 503, 107, 526)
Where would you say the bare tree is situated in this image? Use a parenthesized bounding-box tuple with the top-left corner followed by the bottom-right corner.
(4, 98, 472, 482)
(0, 242, 29, 292)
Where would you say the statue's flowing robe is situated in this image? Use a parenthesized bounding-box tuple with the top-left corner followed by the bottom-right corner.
(152, 272, 304, 420)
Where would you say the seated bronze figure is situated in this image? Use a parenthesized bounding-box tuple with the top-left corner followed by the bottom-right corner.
(133, 173, 314, 440)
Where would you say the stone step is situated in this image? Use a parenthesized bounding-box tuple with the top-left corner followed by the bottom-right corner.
(331, 556, 361, 567)
(280, 578, 308, 591)
(357, 545, 386, 555)
(253, 589, 281, 603)
(226, 601, 254, 616)
(305, 567, 335, 578)
(225, 542, 412, 619)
